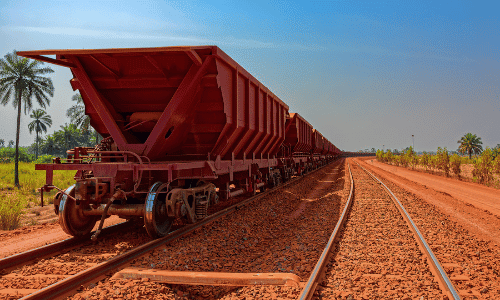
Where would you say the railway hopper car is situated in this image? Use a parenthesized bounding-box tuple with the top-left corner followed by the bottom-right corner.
(18, 46, 340, 239)
(312, 129, 327, 165)
(281, 113, 315, 174)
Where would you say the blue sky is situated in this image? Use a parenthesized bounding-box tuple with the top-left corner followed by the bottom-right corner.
(1, 0, 499, 152)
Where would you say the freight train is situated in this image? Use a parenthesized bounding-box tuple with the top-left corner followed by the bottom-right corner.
(18, 46, 341, 240)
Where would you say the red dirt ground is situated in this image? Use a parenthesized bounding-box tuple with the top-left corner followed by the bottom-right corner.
(0, 215, 125, 259)
(357, 157, 500, 245)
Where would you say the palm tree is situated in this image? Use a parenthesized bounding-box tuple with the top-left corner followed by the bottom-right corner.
(28, 109, 52, 159)
(59, 123, 79, 152)
(0, 139, 4, 147)
(67, 92, 100, 144)
(458, 133, 483, 159)
(67, 93, 90, 130)
(0, 50, 54, 187)
(41, 135, 59, 156)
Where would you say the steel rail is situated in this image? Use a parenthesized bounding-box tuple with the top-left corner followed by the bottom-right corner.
(298, 159, 353, 300)
(354, 159, 461, 300)
(21, 159, 339, 300)
(0, 221, 130, 272)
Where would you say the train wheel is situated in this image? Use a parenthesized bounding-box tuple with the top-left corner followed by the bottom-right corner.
(59, 184, 98, 237)
(144, 182, 174, 238)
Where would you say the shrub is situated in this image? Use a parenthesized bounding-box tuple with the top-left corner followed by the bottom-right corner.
(0, 193, 24, 230)
(429, 155, 436, 170)
(461, 156, 473, 164)
(472, 148, 494, 183)
(376, 150, 384, 162)
(0, 147, 34, 163)
(34, 154, 54, 164)
(450, 154, 462, 177)
(0, 157, 11, 163)
(492, 145, 500, 159)
(399, 154, 408, 167)
(383, 150, 393, 164)
(393, 155, 401, 166)
(410, 156, 418, 169)
(435, 147, 450, 176)
(493, 155, 500, 175)
(404, 147, 417, 169)
(420, 152, 431, 170)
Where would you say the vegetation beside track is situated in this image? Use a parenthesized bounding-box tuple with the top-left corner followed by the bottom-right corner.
(0, 161, 74, 230)
(375, 146, 500, 188)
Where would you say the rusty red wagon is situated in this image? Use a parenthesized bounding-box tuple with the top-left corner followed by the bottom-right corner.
(281, 113, 315, 174)
(18, 46, 339, 239)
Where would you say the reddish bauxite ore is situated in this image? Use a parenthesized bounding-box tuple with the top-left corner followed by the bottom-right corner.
(0, 216, 125, 259)
(317, 161, 443, 299)
(356, 157, 500, 298)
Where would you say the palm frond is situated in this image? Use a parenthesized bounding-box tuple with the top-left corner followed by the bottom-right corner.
(0, 86, 13, 105)
(34, 66, 55, 75)
(41, 115, 52, 126)
(37, 87, 51, 106)
(67, 93, 90, 131)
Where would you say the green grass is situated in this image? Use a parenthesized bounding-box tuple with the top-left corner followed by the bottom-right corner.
(0, 193, 24, 230)
(0, 162, 75, 230)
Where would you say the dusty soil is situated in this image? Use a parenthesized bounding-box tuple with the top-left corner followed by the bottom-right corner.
(18, 204, 58, 227)
(0, 215, 126, 259)
(359, 157, 500, 245)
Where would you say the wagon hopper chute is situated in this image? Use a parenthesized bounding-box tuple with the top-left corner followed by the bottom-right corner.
(18, 46, 289, 239)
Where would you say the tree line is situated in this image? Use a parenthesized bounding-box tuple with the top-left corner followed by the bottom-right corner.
(0, 51, 99, 186)
(376, 133, 500, 184)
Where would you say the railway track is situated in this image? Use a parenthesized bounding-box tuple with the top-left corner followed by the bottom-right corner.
(0, 160, 338, 300)
(8, 157, 487, 299)
(0, 222, 132, 273)
(357, 157, 500, 299)
(84, 159, 349, 300)
(299, 159, 460, 299)
(0, 221, 150, 300)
